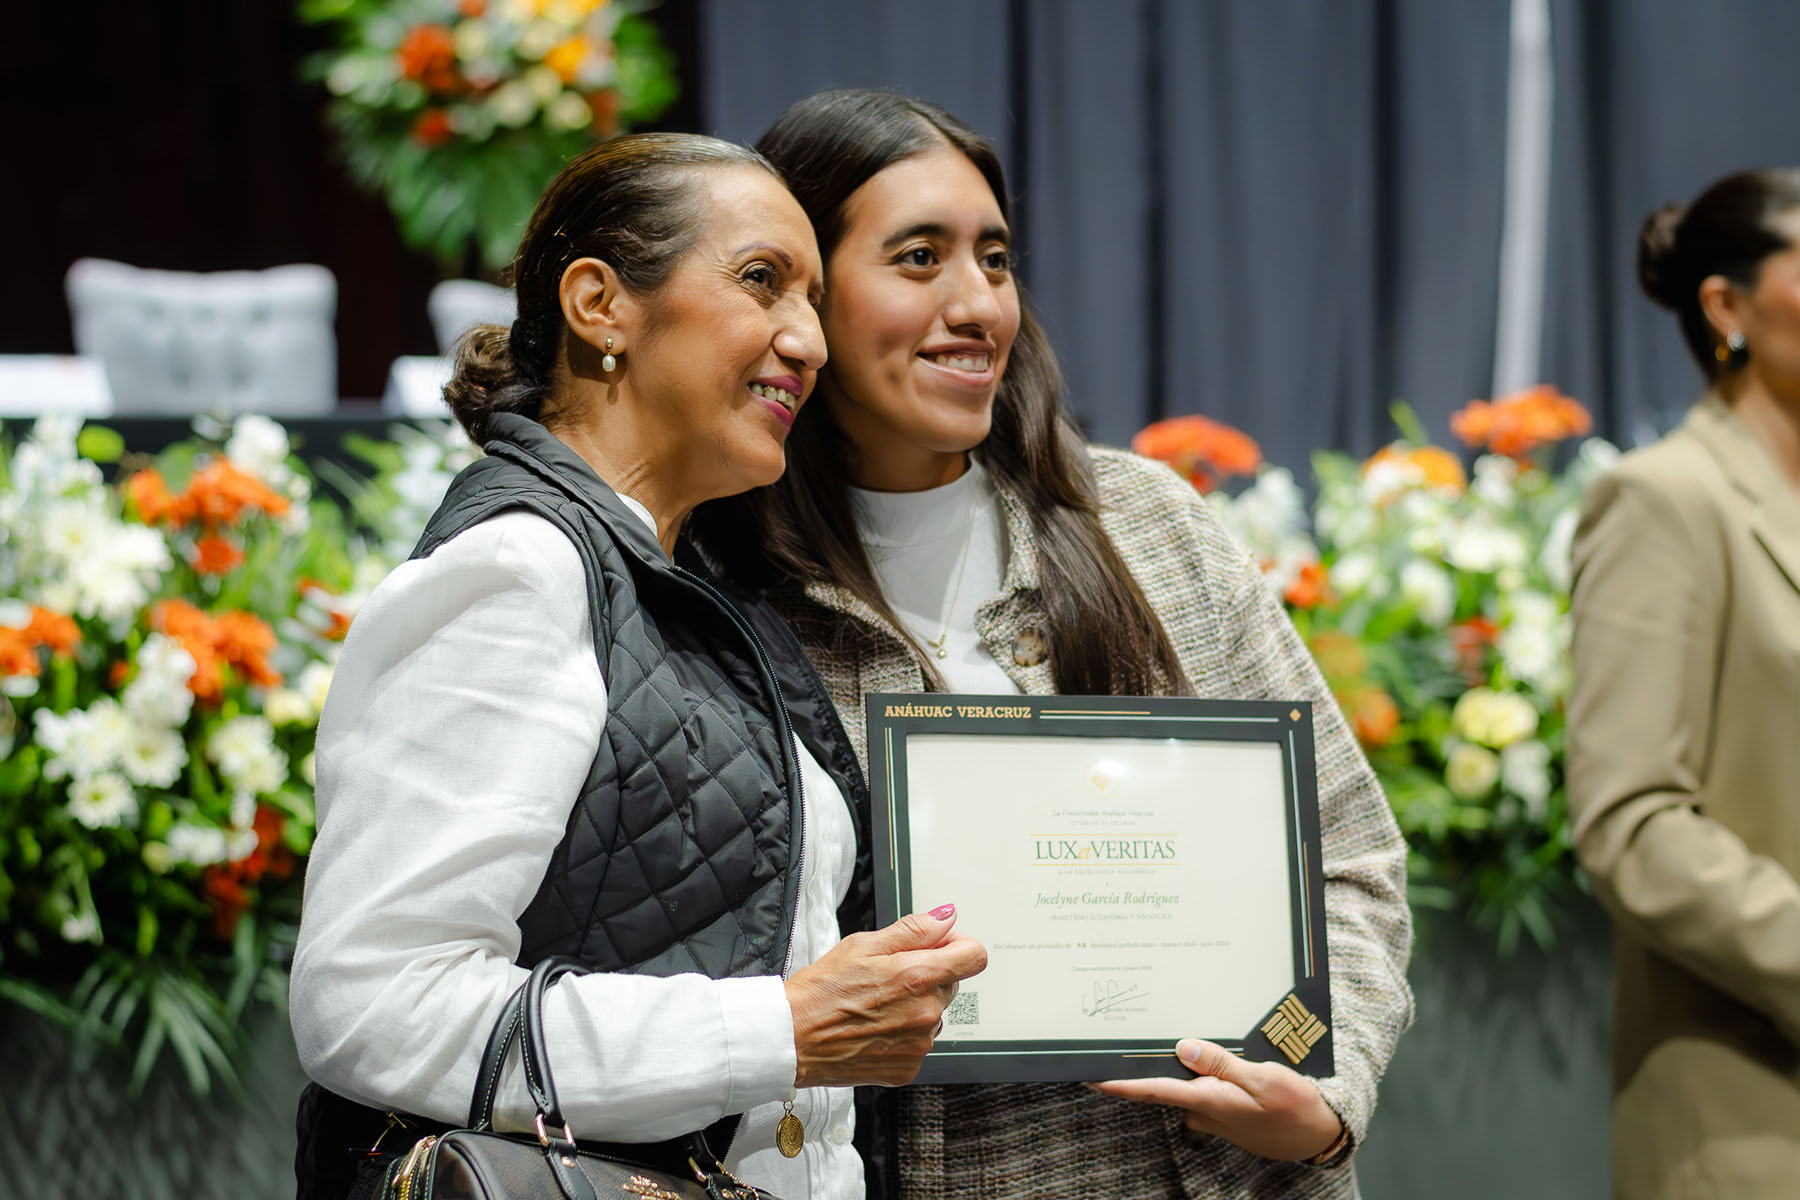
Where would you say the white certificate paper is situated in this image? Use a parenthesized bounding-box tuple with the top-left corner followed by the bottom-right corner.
(868, 696, 1332, 1083)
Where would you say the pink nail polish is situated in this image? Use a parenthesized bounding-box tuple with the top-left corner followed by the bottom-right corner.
(928, 903, 956, 921)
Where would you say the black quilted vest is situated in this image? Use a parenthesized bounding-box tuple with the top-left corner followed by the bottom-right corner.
(295, 414, 895, 1199)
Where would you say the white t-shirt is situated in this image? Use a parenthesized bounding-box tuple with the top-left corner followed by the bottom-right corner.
(290, 501, 862, 1199)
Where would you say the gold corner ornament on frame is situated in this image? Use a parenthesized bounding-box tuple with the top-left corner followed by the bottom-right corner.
(1260, 993, 1328, 1065)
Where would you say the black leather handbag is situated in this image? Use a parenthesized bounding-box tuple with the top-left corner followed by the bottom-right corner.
(378, 957, 777, 1200)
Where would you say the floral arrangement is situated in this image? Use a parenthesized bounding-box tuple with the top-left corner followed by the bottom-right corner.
(0, 414, 473, 1093)
(299, 0, 677, 270)
(1135, 386, 1617, 951)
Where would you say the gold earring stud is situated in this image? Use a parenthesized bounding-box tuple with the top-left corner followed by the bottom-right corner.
(602, 337, 617, 373)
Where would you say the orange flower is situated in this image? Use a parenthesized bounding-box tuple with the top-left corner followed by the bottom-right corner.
(398, 24, 458, 92)
(180, 460, 290, 527)
(544, 35, 592, 83)
(0, 630, 38, 678)
(126, 468, 182, 523)
(1132, 414, 1263, 493)
(1283, 560, 1332, 610)
(1448, 616, 1500, 685)
(200, 866, 250, 939)
(191, 534, 244, 575)
(457, 0, 485, 14)
(1363, 444, 1467, 494)
(1451, 385, 1591, 460)
(150, 600, 282, 699)
(0, 606, 82, 678)
(412, 108, 453, 147)
(1350, 689, 1400, 748)
(24, 608, 80, 657)
(214, 611, 282, 688)
(587, 88, 621, 136)
(1307, 631, 1368, 685)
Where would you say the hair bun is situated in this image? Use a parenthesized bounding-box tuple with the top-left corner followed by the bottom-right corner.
(1636, 203, 1687, 308)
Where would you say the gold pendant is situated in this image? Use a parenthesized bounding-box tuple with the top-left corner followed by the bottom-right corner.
(935, 645, 948, 659)
(776, 1102, 804, 1158)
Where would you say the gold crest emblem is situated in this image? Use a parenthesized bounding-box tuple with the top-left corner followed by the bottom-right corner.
(1084, 759, 1123, 798)
(1260, 993, 1328, 1065)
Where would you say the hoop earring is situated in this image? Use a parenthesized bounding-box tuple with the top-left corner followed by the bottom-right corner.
(602, 337, 617, 374)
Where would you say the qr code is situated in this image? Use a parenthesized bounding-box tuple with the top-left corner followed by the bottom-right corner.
(944, 991, 980, 1026)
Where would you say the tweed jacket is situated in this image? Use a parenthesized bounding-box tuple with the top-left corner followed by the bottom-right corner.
(1568, 395, 1800, 1199)
(762, 446, 1415, 1199)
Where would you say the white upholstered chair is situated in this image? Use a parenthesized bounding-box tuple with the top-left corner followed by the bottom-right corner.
(64, 258, 337, 415)
(427, 279, 515, 355)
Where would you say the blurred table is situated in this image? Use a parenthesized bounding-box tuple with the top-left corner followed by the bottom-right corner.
(0, 355, 114, 416)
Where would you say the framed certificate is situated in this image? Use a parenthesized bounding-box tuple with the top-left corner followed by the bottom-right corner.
(867, 693, 1332, 1084)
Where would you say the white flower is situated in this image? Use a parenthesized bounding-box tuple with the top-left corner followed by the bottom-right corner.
(1444, 517, 1528, 575)
(1400, 559, 1456, 627)
(1541, 508, 1579, 593)
(223, 414, 293, 485)
(1578, 438, 1621, 473)
(0, 601, 29, 629)
(546, 90, 593, 131)
(1360, 456, 1428, 507)
(1451, 687, 1539, 749)
(1330, 552, 1383, 599)
(166, 821, 229, 867)
(122, 634, 196, 728)
(488, 79, 538, 126)
(262, 687, 314, 728)
(300, 751, 317, 788)
(226, 824, 260, 862)
(142, 841, 175, 873)
(1502, 739, 1553, 820)
(1446, 743, 1501, 799)
(67, 772, 139, 829)
(61, 910, 101, 943)
(297, 661, 335, 714)
(118, 724, 187, 789)
(35, 698, 132, 781)
(207, 715, 287, 796)
(1472, 455, 1519, 507)
(1498, 620, 1568, 696)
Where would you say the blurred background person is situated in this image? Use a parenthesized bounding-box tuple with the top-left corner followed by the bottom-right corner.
(1568, 167, 1800, 1199)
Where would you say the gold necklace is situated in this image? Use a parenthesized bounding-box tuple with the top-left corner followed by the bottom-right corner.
(924, 518, 977, 661)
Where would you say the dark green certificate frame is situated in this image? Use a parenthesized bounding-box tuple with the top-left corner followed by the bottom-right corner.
(867, 693, 1333, 1084)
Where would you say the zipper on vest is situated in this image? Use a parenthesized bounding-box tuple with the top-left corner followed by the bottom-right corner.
(672, 568, 805, 1168)
(670, 567, 806, 980)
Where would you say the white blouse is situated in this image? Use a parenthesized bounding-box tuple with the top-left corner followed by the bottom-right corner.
(850, 462, 1021, 697)
(290, 503, 862, 1200)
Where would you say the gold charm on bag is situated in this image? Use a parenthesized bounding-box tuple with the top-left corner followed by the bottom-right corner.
(775, 1100, 804, 1158)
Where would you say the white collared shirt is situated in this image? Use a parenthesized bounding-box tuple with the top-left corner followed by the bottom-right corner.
(290, 501, 861, 1199)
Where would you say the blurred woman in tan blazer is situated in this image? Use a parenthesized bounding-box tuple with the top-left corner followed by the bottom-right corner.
(1569, 167, 1800, 1199)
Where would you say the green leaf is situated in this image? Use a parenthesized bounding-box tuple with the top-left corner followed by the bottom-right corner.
(76, 425, 126, 463)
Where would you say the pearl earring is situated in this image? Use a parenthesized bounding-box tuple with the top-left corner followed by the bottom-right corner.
(602, 337, 617, 374)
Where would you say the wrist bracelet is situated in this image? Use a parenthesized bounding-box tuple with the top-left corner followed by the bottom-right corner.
(1306, 1120, 1353, 1167)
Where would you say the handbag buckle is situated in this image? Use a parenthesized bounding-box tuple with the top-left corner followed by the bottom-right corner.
(535, 1111, 576, 1148)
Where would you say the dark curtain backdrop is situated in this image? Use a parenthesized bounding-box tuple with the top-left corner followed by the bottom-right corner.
(701, 0, 1512, 471)
(1542, 0, 1800, 450)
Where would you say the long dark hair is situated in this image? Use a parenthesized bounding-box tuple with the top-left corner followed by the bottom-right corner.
(1637, 167, 1800, 379)
(698, 90, 1187, 696)
(442, 132, 775, 442)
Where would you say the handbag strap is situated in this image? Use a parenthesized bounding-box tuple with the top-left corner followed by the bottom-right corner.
(464, 957, 747, 1179)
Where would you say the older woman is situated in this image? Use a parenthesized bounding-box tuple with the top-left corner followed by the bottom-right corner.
(1569, 167, 1800, 1198)
(290, 133, 986, 1200)
(695, 91, 1412, 1198)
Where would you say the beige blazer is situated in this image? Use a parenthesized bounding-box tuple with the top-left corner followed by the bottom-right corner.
(1568, 394, 1800, 1199)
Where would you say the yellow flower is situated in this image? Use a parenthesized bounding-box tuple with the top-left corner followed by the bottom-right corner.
(544, 35, 594, 83)
(1450, 687, 1538, 749)
(1446, 743, 1501, 799)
